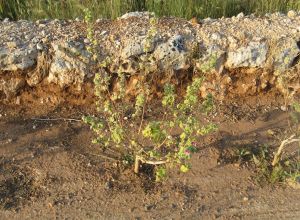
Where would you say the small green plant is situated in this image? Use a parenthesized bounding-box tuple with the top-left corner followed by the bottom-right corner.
(251, 102, 300, 186)
(197, 53, 218, 73)
(155, 166, 167, 182)
(290, 102, 300, 124)
(235, 147, 252, 164)
(272, 134, 300, 167)
(251, 145, 283, 184)
(272, 102, 300, 168)
(250, 140, 299, 185)
(285, 159, 300, 188)
(82, 9, 217, 181)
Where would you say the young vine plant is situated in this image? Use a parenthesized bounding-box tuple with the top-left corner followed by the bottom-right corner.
(82, 9, 217, 181)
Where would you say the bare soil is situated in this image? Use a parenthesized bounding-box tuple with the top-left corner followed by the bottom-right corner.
(0, 93, 300, 220)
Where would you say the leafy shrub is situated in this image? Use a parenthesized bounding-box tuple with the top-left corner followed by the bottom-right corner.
(82, 10, 217, 181)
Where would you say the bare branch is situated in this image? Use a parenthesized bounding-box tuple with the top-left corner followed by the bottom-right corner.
(272, 135, 300, 166)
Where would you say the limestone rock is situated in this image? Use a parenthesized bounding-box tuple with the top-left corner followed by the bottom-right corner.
(0, 45, 38, 71)
(26, 53, 49, 86)
(236, 12, 245, 19)
(287, 10, 297, 18)
(47, 41, 91, 88)
(272, 38, 300, 73)
(196, 45, 226, 73)
(226, 41, 268, 68)
(121, 35, 156, 59)
(153, 35, 190, 70)
(119, 11, 154, 20)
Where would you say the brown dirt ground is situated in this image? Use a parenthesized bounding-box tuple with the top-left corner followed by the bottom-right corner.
(0, 93, 300, 220)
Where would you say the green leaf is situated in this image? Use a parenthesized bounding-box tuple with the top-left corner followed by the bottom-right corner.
(111, 126, 124, 144)
(133, 93, 146, 117)
(293, 102, 300, 113)
(169, 121, 175, 128)
(180, 164, 190, 173)
(201, 93, 214, 114)
(197, 123, 218, 135)
(142, 122, 166, 143)
(186, 146, 197, 153)
(156, 167, 167, 182)
(162, 84, 176, 107)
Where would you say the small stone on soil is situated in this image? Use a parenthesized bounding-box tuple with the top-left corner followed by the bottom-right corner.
(243, 197, 249, 201)
(280, 105, 287, 111)
(144, 204, 155, 211)
(36, 43, 43, 50)
(104, 181, 113, 190)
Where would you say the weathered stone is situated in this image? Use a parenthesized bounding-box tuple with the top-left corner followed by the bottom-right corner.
(47, 41, 90, 88)
(121, 35, 156, 58)
(197, 45, 226, 73)
(119, 11, 154, 20)
(0, 45, 38, 71)
(272, 38, 300, 73)
(226, 41, 268, 68)
(26, 53, 49, 86)
(236, 12, 245, 19)
(287, 10, 297, 18)
(153, 35, 190, 70)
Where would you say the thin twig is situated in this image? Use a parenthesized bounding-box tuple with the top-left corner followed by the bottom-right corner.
(31, 117, 82, 122)
(134, 155, 167, 173)
(156, 137, 167, 149)
(138, 92, 149, 135)
(106, 89, 123, 126)
(138, 104, 146, 134)
(142, 159, 167, 165)
(272, 134, 300, 166)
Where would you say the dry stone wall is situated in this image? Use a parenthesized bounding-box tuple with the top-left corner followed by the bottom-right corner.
(0, 11, 300, 104)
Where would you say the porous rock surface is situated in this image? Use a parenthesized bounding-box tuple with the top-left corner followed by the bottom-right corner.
(0, 11, 300, 104)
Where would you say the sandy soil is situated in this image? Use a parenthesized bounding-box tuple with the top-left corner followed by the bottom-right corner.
(0, 95, 299, 220)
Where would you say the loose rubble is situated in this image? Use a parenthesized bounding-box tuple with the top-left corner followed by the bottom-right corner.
(0, 11, 300, 104)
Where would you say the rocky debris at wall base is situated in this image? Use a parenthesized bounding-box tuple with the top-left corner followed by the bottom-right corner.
(0, 77, 25, 99)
